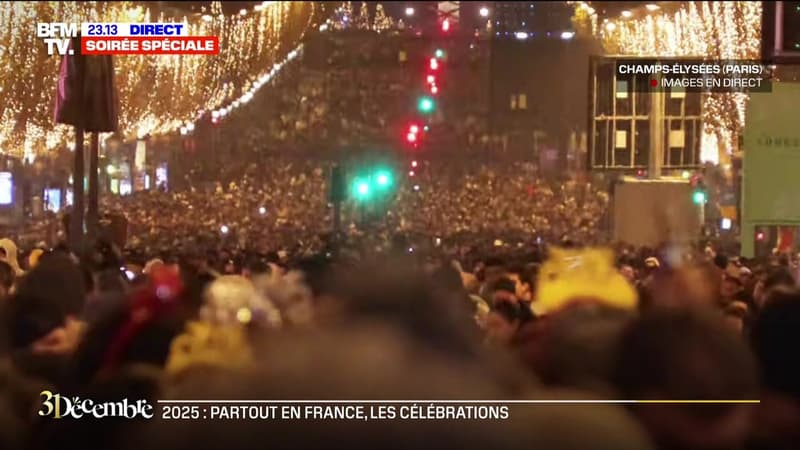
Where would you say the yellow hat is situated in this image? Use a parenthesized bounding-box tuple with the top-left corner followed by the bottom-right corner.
(165, 321, 253, 376)
(28, 248, 44, 269)
(536, 247, 637, 315)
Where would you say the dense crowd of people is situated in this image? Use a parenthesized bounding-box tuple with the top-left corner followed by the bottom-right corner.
(0, 225, 798, 449)
(105, 29, 597, 265)
(97, 157, 608, 267)
(0, 16, 797, 450)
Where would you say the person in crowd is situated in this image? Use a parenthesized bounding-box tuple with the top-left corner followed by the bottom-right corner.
(0, 261, 15, 300)
(752, 267, 795, 312)
(484, 300, 525, 346)
(1, 253, 87, 389)
(512, 247, 638, 394)
(721, 263, 747, 306)
(723, 301, 749, 335)
(619, 263, 636, 284)
(644, 262, 722, 311)
(3, 17, 800, 449)
(0, 359, 42, 450)
(613, 310, 758, 450)
(487, 277, 519, 306)
(747, 286, 800, 450)
(479, 257, 508, 298)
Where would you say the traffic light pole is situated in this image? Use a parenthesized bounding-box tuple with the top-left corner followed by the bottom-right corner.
(333, 199, 341, 234)
(86, 132, 100, 244)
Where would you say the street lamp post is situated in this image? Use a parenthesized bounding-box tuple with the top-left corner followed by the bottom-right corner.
(86, 132, 100, 243)
(70, 129, 85, 253)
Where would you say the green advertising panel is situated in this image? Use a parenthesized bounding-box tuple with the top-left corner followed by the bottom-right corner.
(742, 82, 800, 257)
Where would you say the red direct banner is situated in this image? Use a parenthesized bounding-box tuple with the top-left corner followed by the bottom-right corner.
(81, 36, 219, 55)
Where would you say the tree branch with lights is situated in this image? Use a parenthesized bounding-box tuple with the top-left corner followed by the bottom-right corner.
(0, 1, 314, 160)
(578, 1, 761, 161)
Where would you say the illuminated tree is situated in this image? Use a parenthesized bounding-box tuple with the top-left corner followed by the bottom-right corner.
(0, 1, 315, 158)
(372, 4, 392, 33)
(356, 2, 370, 30)
(591, 1, 761, 160)
(341, 1, 353, 28)
(570, 2, 597, 38)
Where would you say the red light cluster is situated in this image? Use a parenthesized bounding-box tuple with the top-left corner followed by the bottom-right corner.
(406, 123, 421, 144)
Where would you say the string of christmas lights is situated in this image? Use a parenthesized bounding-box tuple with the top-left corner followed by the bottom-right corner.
(575, 1, 761, 162)
(0, 1, 314, 160)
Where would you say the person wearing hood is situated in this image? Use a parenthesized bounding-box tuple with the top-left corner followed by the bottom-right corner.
(0, 238, 24, 277)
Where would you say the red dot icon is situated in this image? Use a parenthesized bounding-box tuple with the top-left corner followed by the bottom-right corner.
(650, 79, 658, 87)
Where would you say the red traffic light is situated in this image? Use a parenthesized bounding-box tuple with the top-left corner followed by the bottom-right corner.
(411, 160, 418, 168)
(429, 58, 439, 70)
(430, 85, 438, 94)
(406, 132, 417, 143)
(442, 18, 450, 32)
(409, 124, 419, 134)
(426, 74, 435, 84)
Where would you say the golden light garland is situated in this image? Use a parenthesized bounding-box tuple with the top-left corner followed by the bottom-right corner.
(583, 1, 761, 162)
(0, 1, 315, 159)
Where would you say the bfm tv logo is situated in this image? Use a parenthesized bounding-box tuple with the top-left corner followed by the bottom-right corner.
(38, 390, 154, 419)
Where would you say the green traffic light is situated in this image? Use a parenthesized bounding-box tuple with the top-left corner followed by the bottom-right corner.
(692, 190, 706, 204)
(435, 48, 444, 58)
(353, 179, 370, 200)
(375, 170, 392, 187)
(418, 96, 435, 114)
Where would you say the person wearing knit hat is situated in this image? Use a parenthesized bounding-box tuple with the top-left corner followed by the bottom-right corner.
(201, 275, 281, 328)
(536, 247, 638, 315)
(164, 275, 281, 377)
